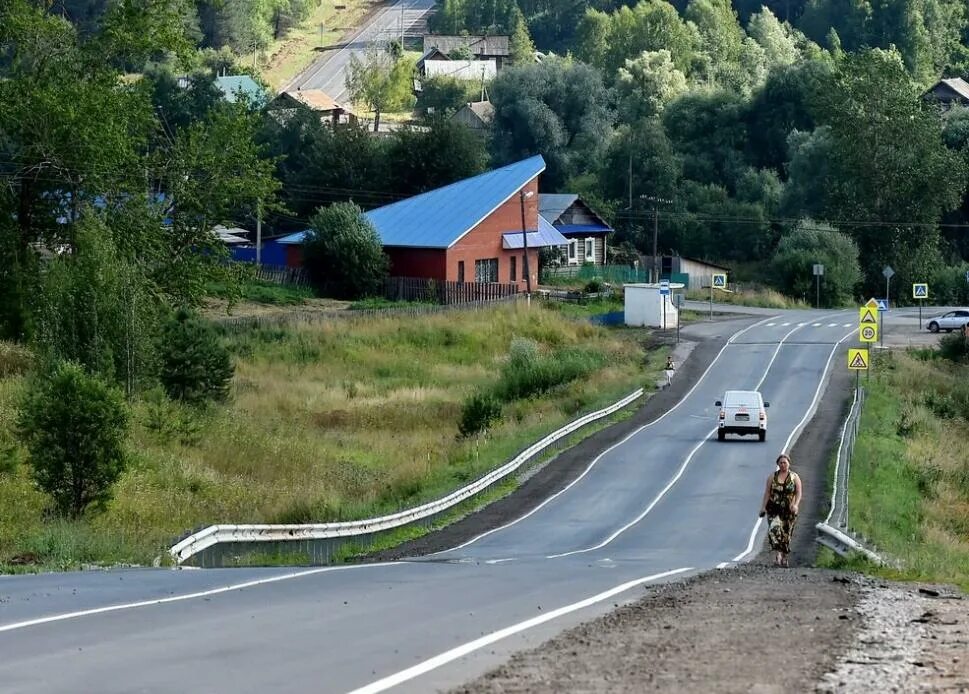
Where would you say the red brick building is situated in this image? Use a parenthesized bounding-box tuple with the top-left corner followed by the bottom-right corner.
(277, 155, 567, 292)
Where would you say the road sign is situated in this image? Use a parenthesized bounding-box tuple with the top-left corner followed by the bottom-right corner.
(883, 265, 895, 279)
(659, 280, 670, 296)
(859, 322, 878, 343)
(859, 306, 878, 323)
(877, 299, 889, 312)
(913, 283, 928, 299)
(712, 273, 727, 289)
(674, 293, 684, 307)
(848, 349, 869, 370)
(813, 264, 824, 276)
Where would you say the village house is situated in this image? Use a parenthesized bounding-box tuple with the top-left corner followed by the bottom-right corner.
(267, 88, 358, 127)
(449, 101, 494, 133)
(922, 77, 969, 111)
(538, 194, 613, 266)
(422, 35, 510, 70)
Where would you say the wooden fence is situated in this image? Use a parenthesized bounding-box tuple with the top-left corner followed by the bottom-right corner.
(253, 264, 310, 287)
(384, 277, 519, 305)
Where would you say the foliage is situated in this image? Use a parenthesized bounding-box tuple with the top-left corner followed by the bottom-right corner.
(159, 310, 234, 405)
(509, 5, 536, 64)
(489, 58, 614, 190)
(416, 76, 477, 116)
(0, 342, 33, 378)
(928, 263, 969, 305)
(303, 202, 389, 299)
(385, 120, 489, 195)
(493, 337, 606, 401)
(770, 221, 861, 306)
(345, 46, 415, 131)
(17, 361, 128, 518)
(939, 332, 969, 364)
(616, 49, 688, 121)
(459, 392, 504, 437)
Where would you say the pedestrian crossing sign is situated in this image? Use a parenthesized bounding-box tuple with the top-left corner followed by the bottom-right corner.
(859, 322, 878, 343)
(848, 349, 869, 370)
(913, 283, 928, 299)
(859, 306, 878, 324)
(712, 273, 727, 289)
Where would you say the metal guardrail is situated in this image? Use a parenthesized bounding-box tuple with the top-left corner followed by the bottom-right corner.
(170, 386, 647, 566)
(815, 386, 886, 564)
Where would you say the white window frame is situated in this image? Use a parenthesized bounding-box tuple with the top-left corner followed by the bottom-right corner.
(567, 239, 579, 265)
(585, 237, 595, 263)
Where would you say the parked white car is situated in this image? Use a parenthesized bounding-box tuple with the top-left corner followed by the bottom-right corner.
(715, 390, 769, 442)
(926, 309, 969, 333)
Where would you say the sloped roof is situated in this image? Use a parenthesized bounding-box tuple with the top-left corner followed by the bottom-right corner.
(277, 155, 547, 249)
(423, 60, 497, 81)
(538, 194, 578, 224)
(281, 89, 352, 113)
(940, 78, 969, 101)
(423, 35, 510, 57)
(502, 217, 569, 249)
(214, 75, 265, 104)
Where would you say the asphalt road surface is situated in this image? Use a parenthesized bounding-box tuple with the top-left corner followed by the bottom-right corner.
(1, 309, 864, 693)
(287, 0, 436, 103)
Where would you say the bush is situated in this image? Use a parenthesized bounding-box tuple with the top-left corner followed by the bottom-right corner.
(459, 392, 503, 437)
(0, 341, 32, 377)
(771, 221, 861, 306)
(495, 337, 605, 401)
(939, 331, 969, 364)
(303, 202, 390, 300)
(159, 310, 234, 405)
(17, 362, 128, 517)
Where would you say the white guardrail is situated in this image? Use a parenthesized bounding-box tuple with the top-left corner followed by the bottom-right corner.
(170, 387, 646, 565)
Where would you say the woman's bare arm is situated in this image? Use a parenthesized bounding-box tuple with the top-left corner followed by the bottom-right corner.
(759, 474, 771, 514)
(793, 474, 802, 514)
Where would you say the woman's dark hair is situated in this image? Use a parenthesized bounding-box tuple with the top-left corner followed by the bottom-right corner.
(776, 454, 791, 465)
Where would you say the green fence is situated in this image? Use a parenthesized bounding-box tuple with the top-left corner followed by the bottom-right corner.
(542, 265, 693, 288)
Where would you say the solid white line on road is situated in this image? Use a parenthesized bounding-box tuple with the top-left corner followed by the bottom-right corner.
(548, 322, 805, 559)
(345, 567, 693, 694)
(436, 314, 781, 553)
(0, 563, 404, 633)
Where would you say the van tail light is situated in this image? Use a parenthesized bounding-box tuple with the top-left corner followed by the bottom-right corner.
(719, 410, 725, 420)
(759, 410, 766, 421)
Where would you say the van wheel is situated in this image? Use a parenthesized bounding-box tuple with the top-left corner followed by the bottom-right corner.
(758, 431, 766, 442)
(717, 430, 725, 441)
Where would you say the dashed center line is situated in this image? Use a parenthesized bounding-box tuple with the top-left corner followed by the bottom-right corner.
(812, 323, 822, 327)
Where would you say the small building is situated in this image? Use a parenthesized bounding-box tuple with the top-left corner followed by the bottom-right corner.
(922, 77, 969, 110)
(451, 101, 494, 133)
(275, 155, 566, 292)
(214, 75, 266, 107)
(539, 194, 613, 266)
(268, 88, 357, 126)
(422, 35, 510, 70)
(421, 59, 497, 82)
(641, 255, 730, 289)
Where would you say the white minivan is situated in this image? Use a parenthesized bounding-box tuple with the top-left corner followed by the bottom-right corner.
(715, 390, 769, 441)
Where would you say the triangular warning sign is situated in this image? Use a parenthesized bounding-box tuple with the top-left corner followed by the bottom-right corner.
(849, 352, 868, 368)
(865, 298, 879, 310)
(859, 307, 878, 323)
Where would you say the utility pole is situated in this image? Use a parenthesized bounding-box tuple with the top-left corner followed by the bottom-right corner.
(627, 153, 632, 211)
(652, 205, 659, 285)
(256, 201, 263, 266)
(520, 190, 534, 298)
(400, 0, 405, 46)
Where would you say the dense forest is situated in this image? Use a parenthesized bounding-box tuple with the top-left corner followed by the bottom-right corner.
(3, 0, 969, 385)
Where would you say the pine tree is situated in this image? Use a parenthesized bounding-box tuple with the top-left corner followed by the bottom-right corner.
(509, 6, 535, 64)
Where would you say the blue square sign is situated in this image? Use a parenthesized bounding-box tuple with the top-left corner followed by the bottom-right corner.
(659, 280, 670, 296)
(876, 299, 889, 312)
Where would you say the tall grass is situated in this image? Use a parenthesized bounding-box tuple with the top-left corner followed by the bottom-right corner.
(685, 286, 809, 309)
(0, 304, 661, 569)
(821, 350, 969, 591)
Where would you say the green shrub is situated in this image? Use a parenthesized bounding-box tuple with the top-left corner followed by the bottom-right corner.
(303, 202, 389, 300)
(17, 362, 128, 517)
(459, 392, 503, 437)
(0, 342, 32, 377)
(584, 279, 604, 293)
(939, 332, 969, 364)
(495, 338, 605, 401)
(159, 310, 234, 405)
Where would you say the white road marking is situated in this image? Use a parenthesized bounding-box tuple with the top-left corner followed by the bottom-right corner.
(548, 322, 805, 559)
(782, 322, 791, 326)
(716, 562, 730, 569)
(346, 567, 693, 694)
(766, 323, 777, 326)
(812, 323, 822, 327)
(798, 322, 807, 327)
(827, 323, 837, 327)
(0, 563, 404, 634)
(842, 323, 852, 327)
(484, 558, 516, 565)
(436, 314, 781, 553)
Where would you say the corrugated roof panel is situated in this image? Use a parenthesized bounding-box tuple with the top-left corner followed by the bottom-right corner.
(502, 216, 568, 249)
(366, 155, 546, 249)
(538, 194, 577, 223)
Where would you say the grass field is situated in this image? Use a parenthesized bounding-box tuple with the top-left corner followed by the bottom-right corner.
(819, 349, 969, 591)
(685, 286, 809, 309)
(0, 304, 666, 570)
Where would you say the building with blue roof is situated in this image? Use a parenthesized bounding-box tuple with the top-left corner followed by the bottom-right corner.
(278, 155, 568, 290)
(214, 75, 267, 107)
(539, 194, 613, 266)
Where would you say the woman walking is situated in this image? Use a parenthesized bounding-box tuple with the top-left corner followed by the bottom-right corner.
(758, 454, 802, 567)
(664, 356, 675, 386)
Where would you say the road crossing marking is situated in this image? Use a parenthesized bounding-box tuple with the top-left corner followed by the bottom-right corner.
(782, 322, 791, 326)
(798, 322, 806, 326)
(812, 323, 822, 327)
(766, 323, 776, 326)
(842, 323, 851, 327)
(827, 323, 837, 327)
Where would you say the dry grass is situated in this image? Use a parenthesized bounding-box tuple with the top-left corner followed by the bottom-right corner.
(686, 287, 809, 309)
(0, 304, 662, 568)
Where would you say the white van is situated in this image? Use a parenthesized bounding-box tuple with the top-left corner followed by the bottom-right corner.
(715, 390, 769, 441)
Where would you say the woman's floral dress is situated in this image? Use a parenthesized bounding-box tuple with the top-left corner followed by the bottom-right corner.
(767, 471, 799, 553)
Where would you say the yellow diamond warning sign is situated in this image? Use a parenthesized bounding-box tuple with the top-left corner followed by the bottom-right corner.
(859, 306, 878, 324)
(859, 322, 878, 343)
(865, 298, 879, 310)
(848, 348, 869, 370)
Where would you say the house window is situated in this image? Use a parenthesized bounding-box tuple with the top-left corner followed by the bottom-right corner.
(585, 238, 595, 262)
(474, 258, 498, 283)
(568, 240, 578, 264)
(457, 261, 465, 283)
(510, 255, 517, 282)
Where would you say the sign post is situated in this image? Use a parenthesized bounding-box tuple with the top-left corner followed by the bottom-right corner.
(881, 266, 894, 349)
(675, 292, 683, 344)
(848, 347, 869, 394)
(861, 298, 879, 383)
(659, 280, 670, 332)
(913, 283, 928, 330)
(813, 263, 824, 308)
(710, 273, 726, 321)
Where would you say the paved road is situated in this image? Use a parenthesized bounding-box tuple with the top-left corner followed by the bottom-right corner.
(1, 310, 862, 693)
(286, 0, 436, 103)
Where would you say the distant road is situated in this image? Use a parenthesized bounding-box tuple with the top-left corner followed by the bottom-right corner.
(286, 0, 436, 103)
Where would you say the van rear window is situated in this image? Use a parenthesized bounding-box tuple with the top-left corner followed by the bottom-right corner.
(725, 394, 759, 407)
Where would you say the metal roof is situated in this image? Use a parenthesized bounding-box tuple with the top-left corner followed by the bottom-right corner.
(214, 75, 265, 105)
(423, 60, 497, 81)
(423, 35, 510, 57)
(275, 155, 546, 249)
(538, 194, 577, 223)
(502, 217, 569, 249)
(369, 155, 546, 248)
(942, 78, 969, 101)
(554, 223, 612, 234)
